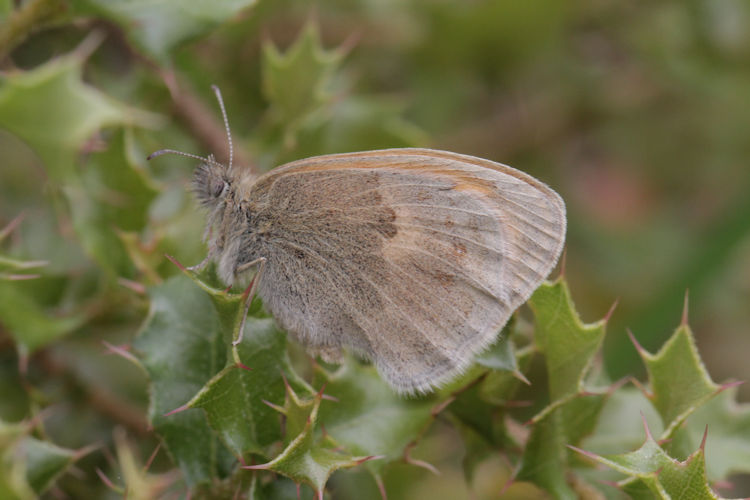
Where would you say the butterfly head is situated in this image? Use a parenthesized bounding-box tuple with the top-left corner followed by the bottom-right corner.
(148, 85, 239, 214)
(192, 156, 231, 210)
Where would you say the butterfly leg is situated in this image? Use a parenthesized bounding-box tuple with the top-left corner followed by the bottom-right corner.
(232, 257, 266, 346)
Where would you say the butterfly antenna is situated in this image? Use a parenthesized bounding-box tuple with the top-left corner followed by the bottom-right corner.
(147, 149, 213, 165)
(211, 84, 234, 171)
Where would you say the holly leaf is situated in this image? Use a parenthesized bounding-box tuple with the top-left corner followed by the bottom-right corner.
(98, 428, 176, 498)
(572, 419, 729, 500)
(581, 386, 664, 456)
(512, 278, 614, 498)
(16, 437, 77, 495)
(320, 95, 429, 152)
(0, 215, 48, 281)
(133, 274, 236, 486)
(262, 22, 344, 147)
(0, 421, 34, 500)
(632, 320, 723, 438)
(0, 279, 86, 354)
(0, 420, 92, 497)
(287, 94, 429, 162)
(67, 128, 159, 277)
(515, 407, 578, 500)
(477, 344, 534, 406)
(475, 332, 529, 384)
(559, 392, 610, 447)
(0, 39, 153, 183)
(186, 315, 311, 459)
(70, 0, 258, 62)
(261, 377, 317, 447)
(246, 387, 378, 497)
(679, 387, 750, 481)
(527, 279, 608, 410)
(316, 358, 439, 476)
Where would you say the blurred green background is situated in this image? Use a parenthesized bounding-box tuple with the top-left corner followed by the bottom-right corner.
(1, 0, 749, 498)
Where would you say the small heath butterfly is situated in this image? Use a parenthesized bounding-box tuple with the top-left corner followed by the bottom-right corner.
(149, 86, 566, 394)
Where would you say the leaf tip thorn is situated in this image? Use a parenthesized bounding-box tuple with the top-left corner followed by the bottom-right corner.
(95, 468, 120, 491)
(681, 289, 690, 326)
(640, 412, 654, 440)
(721, 380, 745, 392)
(604, 298, 619, 323)
(567, 444, 599, 461)
(513, 370, 531, 386)
(164, 404, 189, 417)
(117, 277, 147, 295)
(357, 454, 384, 465)
(627, 329, 646, 356)
(242, 463, 270, 470)
(165, 254, 188, 273)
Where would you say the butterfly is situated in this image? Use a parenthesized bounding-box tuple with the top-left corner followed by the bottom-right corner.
(149, 86, 566, 394)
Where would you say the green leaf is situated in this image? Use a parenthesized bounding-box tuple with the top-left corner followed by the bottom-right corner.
(17, 437, 76, 495)
(633, 322, 721, 438)
(103, 427, 176, 498)
(0, 279, 86, 353)
(528, 279, 608, 407)
(263, 377, 317, 447)
(514, 278, 614, 498)
(581, 386, 664, 456)
(477, 346, 534, 406)
(66, 128, 159, 277)
(248, 475, 306, 500)
(0, 0, 68, 60)
(559, 392, 609, 447)
(187, 316, 308, 459)
(322, 96, 429, 152)
(513, 393, 610, 499)
(0, 215, 87, 353)
(680, 387, 750, 481)
(475, 334, 519, 372)
(133, 274, 235, 486)
(475, 333, 529, 386)
(70, 0, 258, 62)
(657, 447, 721, 500)
(284, 95, 428, 161)
(0, 420, 89, 498)
(247, 389, 376, 495)
(316, 358, 439, 475)
(515, 407, 578, 500)
(573, 420, 728, 499)
(262, 22, 344, 147)
(0, 421, 34, 500)
(0, 41, 150, 183)
(0, 215, 49, 280)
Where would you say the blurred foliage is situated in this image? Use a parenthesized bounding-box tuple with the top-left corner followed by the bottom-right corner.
(1, 0, 750, 498)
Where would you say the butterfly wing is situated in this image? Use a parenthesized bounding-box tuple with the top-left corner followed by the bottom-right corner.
(250, 148, 566, 393)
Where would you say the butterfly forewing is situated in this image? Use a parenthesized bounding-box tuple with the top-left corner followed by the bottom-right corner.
(248, 149, 566, 393)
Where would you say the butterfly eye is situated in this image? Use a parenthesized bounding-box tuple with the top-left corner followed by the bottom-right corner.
(212, 180, 227, 198)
